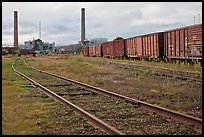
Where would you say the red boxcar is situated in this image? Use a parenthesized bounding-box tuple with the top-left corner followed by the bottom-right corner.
(95, 45, 102, 57)
(126, 36, 143, 58)
(141, 32, 164, 58)
(102, 40, 125, 58)
(164, 24, 202, 60)
(19, 49, 31, 55)
(113, 39, 126, 58)
(88, 46, 96, 57)
(83, 46, 89, 56)
(102, 41, 114, 57)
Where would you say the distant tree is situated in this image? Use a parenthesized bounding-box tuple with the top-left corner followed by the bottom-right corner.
(114, 37, 124, 41)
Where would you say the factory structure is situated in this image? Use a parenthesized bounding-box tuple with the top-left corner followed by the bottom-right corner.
(20, 38, 55, 53)
(4, 9, 107, 55)
(79, 8, 107, 46)
(57, 8, 107, 54)
(13, 11, 55, 54)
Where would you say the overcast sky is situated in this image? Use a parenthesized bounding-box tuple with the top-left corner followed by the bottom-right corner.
(2, 2, 202, 46)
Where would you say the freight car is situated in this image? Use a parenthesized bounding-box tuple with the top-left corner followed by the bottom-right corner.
(102, 39, 126, 58)
(2, 47, 16, 54)
(126, 32, 164, 60)
(126, 36, 143, 58)
(84, 45, 102, 57)
(102, 41, 114, 58)
(113, 39, 126, 58)
(95, 45, 102, 57)
(83, 23, 202, 63)
(18, 49, 36, 56)
(91, 45, 102, 57)
(164, 24, 202, 61)
(19, 49, 31, 55)
(13, 49, 36, 57)
(83, 46, 89, 56)
(88, 45, 96, 57)
(141, 32, 164, 59)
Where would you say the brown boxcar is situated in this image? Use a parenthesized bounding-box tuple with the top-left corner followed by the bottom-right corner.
(113, 39, 126, 58)
(95, 45, 102, 57)
(141, 32, 164, 58)
(88, 45, 96, 57)
(164, 24, 202, 59)
(19, 49, 31, 55)
(126, 36, 143, 58)
(102, 40, 125, 58)
(102, 41, 114, 57)
(83, 46, 89, 56)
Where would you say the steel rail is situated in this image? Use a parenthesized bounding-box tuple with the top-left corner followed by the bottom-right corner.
(22, 57, 202, 131)
(153, 71, 202, 83)
(130, 62, 201, 76)
(111, 62, 202, 82)
(112, 61, 202, 78)
(12, 58, 125, 135)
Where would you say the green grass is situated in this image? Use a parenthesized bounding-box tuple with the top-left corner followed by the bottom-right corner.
(2, 56, 107, 135)
(100, 56, 202, 73)
(10, 54, 201, 135)
(2, 57, 58, 135)
(124, 68, 151, 76)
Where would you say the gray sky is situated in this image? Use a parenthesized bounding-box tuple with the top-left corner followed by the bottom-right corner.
(2, 2, 202, 46)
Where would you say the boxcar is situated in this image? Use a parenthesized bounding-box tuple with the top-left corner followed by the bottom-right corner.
(88, 45, 96, 57)
(83, 46, 89, 56)
(164, 24, 202, 60)
(141, 32, 164, 58)
(126, 36, 143, 58)
(19, 49, 31, 55)
(95, 45, 102, 57)
(102, 41, 114, 57)
(113, 39, 126, 58)
(102, 40, 126, 58)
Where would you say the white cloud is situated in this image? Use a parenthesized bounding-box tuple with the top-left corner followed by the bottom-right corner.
(2, 2, 202, 46)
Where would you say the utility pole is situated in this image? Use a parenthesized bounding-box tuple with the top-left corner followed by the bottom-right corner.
(198, 14, 200, 24)
(39, 20, 41, 39)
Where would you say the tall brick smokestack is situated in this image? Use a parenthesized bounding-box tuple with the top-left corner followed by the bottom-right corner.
(81, 8, 85, 45)
(14, 11, 18, 49)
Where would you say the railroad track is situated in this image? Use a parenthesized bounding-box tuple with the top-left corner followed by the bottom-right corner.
(12, 57, 124, 135)
(13, 57, 202, 134)
(109, 61, 202, 83)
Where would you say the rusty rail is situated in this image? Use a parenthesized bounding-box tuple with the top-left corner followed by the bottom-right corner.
(113, 62, 202, 82)
(12, 58, 124, 135)
(114, 61, 202, 76)
(21, 57, 202, 132)
(153, 71, 202, 82)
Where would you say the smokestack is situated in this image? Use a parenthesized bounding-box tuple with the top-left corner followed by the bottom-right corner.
(14, 11, 18, 49)
(81, 8, 85, 44)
